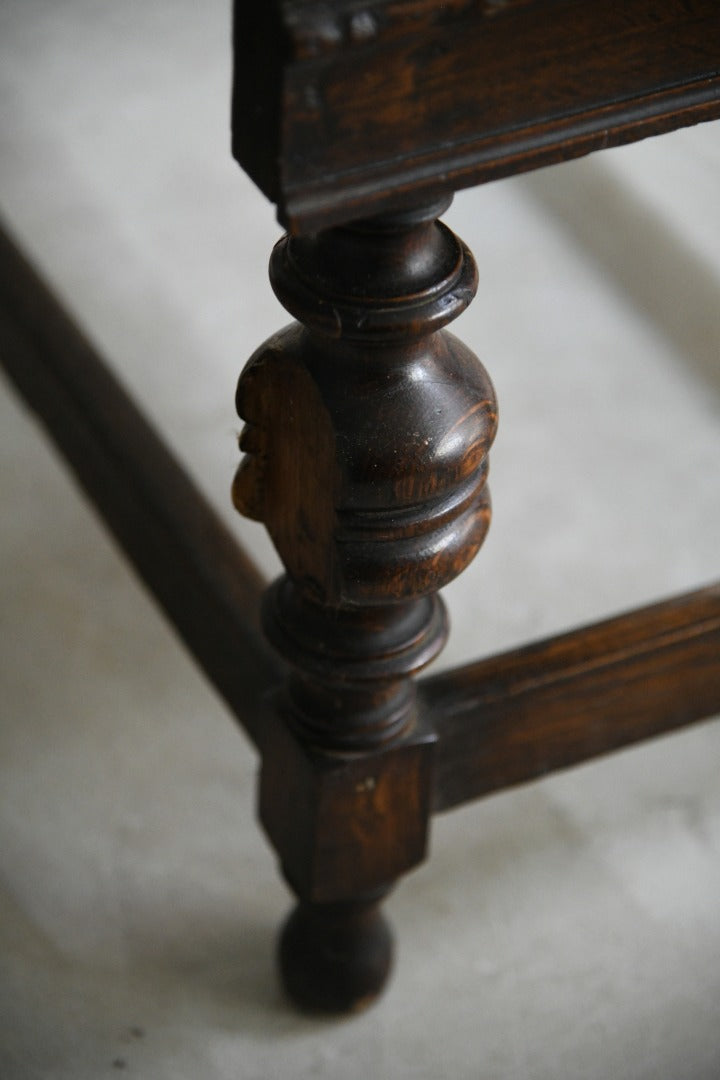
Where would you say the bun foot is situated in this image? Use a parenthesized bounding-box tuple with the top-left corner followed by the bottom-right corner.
(278, 897, 393, 1014)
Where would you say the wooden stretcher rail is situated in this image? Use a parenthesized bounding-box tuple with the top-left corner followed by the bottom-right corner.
(421, 585, 720, 813)
(0, 222, 280, 751)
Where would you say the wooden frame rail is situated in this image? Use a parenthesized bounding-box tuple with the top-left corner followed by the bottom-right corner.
(0, 222, 280, 751)
(234, 0, 720, 232)
(421, 586, 720, 813)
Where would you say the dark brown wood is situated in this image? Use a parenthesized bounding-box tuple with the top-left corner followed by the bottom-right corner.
(6, 0, 718, 1023)
(278, 892, 394, 1014)
(230, 0, 720, 990)
(233, 0, 720, 232)
(422, 585, 720, 813)
(0, 221, 281, 750)
(233, 198, 497, 1009)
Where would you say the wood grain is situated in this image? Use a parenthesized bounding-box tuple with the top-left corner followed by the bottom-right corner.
(422, 585, 720, 813)
(233, 0, 720, 231)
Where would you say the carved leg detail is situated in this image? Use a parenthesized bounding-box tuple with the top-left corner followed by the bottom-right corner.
(233, 197, 497, 1011)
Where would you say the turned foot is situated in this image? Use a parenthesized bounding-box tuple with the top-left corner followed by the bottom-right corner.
(278, 896, 393, 1014)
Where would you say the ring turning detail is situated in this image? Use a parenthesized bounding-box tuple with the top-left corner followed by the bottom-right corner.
(233, 199, 497, 1010)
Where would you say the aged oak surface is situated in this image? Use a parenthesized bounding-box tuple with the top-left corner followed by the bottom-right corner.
(0, 223, 280, 749)
(1, 0, 718, 1023)
(232, 198, 497, 1008)
(233, 0, 720, 231)
(228, 0, 720, 1013)
(422, 585, 720, 812)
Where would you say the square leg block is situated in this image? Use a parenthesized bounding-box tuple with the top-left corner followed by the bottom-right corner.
(259, 704, 436, 904)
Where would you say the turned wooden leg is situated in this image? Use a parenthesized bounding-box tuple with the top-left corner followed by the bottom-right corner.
(233, 197, 497, 1011)
(278, 890, 394, 1014)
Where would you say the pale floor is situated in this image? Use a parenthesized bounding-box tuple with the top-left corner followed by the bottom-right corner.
(1, 3, 719, 1078)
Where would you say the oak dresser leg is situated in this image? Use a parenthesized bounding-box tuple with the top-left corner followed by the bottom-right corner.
(233, 198, 497, 1011)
